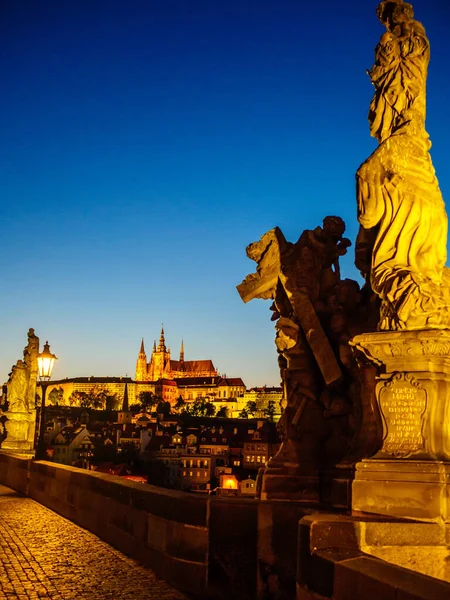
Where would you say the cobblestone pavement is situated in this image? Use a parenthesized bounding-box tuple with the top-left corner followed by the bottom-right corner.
(0, 485, 191, 600)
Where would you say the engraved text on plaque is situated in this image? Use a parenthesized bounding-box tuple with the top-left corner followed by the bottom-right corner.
(379, 373, 427, 458)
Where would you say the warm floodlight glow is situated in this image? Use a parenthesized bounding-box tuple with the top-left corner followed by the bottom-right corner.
(37, 341, 57, 380)
(223, 476, 238, 489)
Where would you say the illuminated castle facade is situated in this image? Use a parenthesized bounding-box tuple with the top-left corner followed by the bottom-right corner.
(135, 327, 218, 382)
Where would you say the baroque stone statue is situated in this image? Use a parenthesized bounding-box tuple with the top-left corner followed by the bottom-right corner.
(356, 0, 450, 331)
(0, 329, 39, 453)
(351, 3, 450, 523)
(238, 218, 381, 500)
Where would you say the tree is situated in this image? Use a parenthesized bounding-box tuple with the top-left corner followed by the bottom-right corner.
(174, 396, 186, 412)
(88, 386, 108, 410)
(88, 393, 105, 410)
(48, 387, 64, 406)
(139, 391, 156, 412)
(264, 399, 277, 422)
(216, 406, 228, 418)
(156, 400, 171, 417)
(245, 401, 258, 417)
(68, 388, 107, 410)
(239, 408, 249, 419)
(105, 394, 119, 410)
(204, 401, 216, 417)
(69, 391, 88, 407)
(187, 398, 216, 417)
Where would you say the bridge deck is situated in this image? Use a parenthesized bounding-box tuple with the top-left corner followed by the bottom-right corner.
(0, 485, 191, 600)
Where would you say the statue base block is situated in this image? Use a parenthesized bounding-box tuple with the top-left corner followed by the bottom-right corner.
(260, 465, 354, 507)
(260, 467, 320, 502)
(353, 459, 450, 522)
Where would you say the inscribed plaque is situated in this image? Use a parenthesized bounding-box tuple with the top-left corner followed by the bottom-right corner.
(379, 374, 427, 458)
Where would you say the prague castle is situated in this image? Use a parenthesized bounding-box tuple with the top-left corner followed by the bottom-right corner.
(135, 327, 218, 381)
(45, 327, 247, 409)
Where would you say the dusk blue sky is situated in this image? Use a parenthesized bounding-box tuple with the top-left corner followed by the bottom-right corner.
(2, 0, 450, 387)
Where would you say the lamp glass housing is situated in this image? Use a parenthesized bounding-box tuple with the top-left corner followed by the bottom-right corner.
(37, 341, 57, 380)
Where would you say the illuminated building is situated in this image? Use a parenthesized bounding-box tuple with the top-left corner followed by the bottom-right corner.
(52, 424, 93, 466)
(135, 327, 218, 381)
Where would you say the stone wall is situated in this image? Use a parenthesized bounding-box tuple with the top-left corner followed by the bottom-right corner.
(0, 451, 258, 599)
(0, 452, 31, 495)
(1, 452, 449, 600)
(29, 460, 209, 595)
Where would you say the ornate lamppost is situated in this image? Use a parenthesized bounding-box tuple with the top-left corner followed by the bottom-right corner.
(35, 341, 58, 460)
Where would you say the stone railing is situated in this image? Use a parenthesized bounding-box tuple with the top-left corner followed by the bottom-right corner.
(0, 451, 257, 599)
(1, 451, 449, 600)
(0, 452, 30, 494)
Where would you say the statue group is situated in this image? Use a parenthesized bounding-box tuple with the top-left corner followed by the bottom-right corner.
(238, 1, 450, 503)
(0, 329, 39, 454)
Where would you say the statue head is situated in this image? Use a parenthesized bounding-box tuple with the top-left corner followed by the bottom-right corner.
(377, 1, 414, 31)
(322, 216, 346, 241)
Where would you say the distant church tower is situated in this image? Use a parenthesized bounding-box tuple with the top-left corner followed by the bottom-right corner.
(117, 383, 132, 425)
(148, 326, 171, 380)
(135, 338, 148, 381)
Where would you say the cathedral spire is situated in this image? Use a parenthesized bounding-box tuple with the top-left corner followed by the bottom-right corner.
(157, 325, 166, 352)
(135, 338, 148, 382)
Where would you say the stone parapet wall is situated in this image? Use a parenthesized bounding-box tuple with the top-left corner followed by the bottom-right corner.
(2, 452, 448, 600)
(0, 452, 31, 495)
(28, 460, 209, 596)
(0, 451, 258, 599)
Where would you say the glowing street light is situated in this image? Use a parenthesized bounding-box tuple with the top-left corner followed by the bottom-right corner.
(35, 341, 57, 460)
(37, 341, 57, 380)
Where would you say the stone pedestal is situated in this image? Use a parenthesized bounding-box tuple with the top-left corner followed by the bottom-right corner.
(260, 463, 354, 508)
(2, 411, 36, 455)
(260, 466, 320, 503)
(351, 330, 450, 521)
(353, 459, 450, 522)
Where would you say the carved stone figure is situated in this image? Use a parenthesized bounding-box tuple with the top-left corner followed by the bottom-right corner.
(23, 328, 39, 411)
(7, 360, 29, 413)
(351, 3, 450, 524)
(356, 0, 450, 330)
(0, 329, 39, 453)
(238, 218, 381, 498)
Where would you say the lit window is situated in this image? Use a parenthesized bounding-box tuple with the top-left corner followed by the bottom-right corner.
(197, 472, 200, 477)
(183, 471, 186, 476)
(190, 471, 193, 477)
